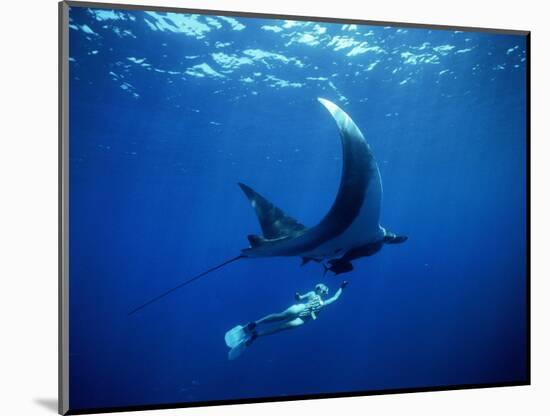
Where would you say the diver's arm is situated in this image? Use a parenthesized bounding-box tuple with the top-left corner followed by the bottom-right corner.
(323, 281, 349, 306)
(295, 291, 315, 301)
(323, 289, 342, 306)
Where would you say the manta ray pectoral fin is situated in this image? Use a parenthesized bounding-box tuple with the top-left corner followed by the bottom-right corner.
(386, 235, 408, 244)
(383, 231, 408, 244)
(238, 182, 307, 240)
(300, 256, 321, 266)
(247, 234, 264, 248)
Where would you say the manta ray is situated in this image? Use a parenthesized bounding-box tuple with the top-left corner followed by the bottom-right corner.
(130, 98, 406, 314)
(239, 98, 407, 273)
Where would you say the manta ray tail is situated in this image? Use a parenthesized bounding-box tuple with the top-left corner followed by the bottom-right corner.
(128, 255, 244, 315)
(238, 182, 307, 243)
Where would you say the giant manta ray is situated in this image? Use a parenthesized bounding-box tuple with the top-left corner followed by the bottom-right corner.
(130, 98, 406, 314)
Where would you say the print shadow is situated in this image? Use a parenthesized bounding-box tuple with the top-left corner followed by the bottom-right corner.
(34, 398, 58, 413)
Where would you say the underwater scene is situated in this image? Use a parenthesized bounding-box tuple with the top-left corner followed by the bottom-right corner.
(67, 5, 528, 411)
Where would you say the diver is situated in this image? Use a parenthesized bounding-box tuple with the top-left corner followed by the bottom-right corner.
(224, 282, 348, 360)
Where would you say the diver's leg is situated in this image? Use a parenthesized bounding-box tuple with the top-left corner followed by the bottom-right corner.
(255, 304, 305, 325)
(257, 318, 305, 338)
(245, 317, 305, 347)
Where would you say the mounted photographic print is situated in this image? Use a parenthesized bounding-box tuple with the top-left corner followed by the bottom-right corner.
(59, 1, 530, 414)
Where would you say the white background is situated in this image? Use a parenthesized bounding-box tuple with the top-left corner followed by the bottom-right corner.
(1, 0, 548, 415)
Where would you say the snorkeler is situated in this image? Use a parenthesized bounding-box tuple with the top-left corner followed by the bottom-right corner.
(224, 282, 348, 360)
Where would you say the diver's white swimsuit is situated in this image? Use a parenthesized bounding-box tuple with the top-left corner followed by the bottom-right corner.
(296, 295, 324, 320)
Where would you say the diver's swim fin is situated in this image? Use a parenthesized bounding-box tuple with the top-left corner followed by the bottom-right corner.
(225, 324, 257, 359)
(225, 325, 248, 348)
(228, 341, 247, 360)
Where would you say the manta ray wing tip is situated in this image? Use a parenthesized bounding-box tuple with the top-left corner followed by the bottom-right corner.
(317, 97, 339, 116)
(317, 97, 330, 106)
(237, 182, 249, 191)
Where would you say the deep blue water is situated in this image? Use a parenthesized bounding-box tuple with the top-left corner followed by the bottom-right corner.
(68, 6, 527, 411)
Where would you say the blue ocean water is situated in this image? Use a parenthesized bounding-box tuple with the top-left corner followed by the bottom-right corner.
(67, 6, 528, 411)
